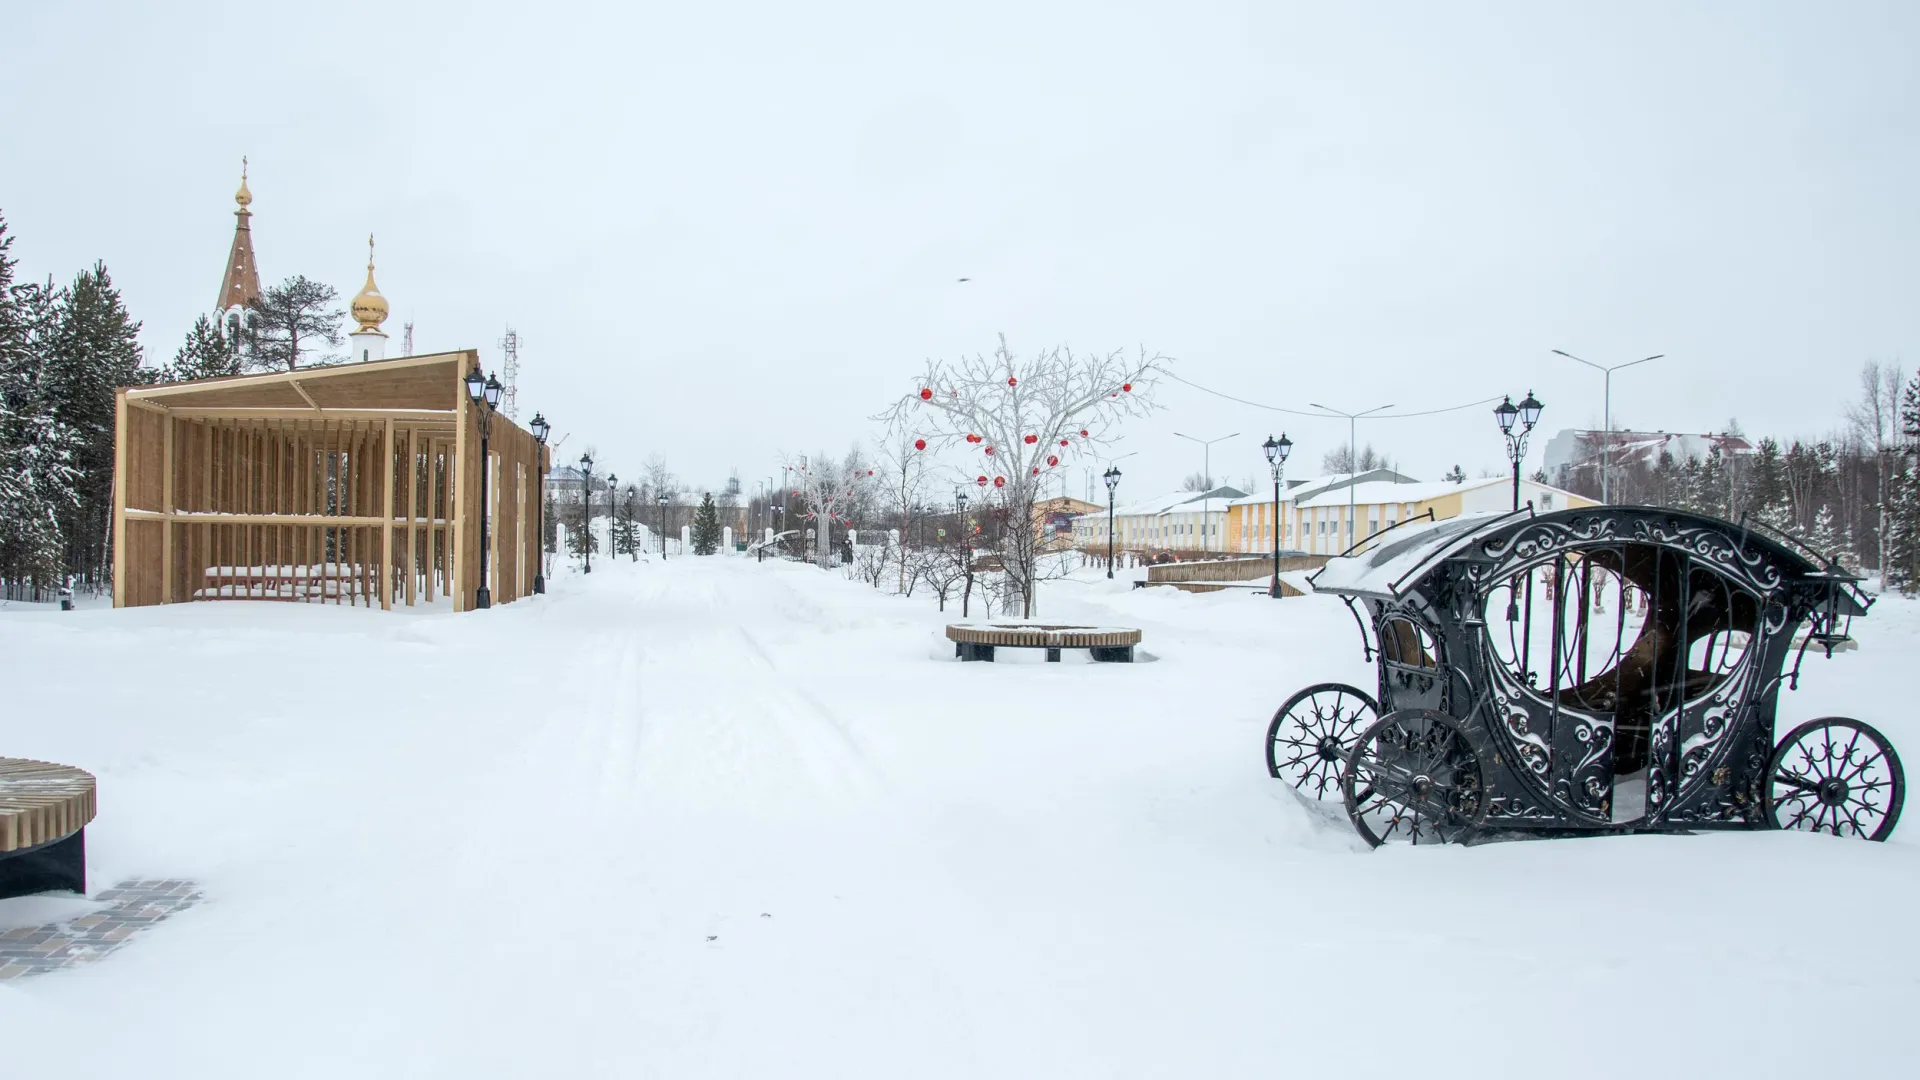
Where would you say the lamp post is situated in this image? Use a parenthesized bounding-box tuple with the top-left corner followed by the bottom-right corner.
(463, 368, 503, 608)
(657, 492, 669, 560)
(1262, 433, 1292, 598)
(606, 472, 618, 558)
(1552, 349, 1664, 504)
(529, 412, 550, 594)
(1308, 402, 1393, 551)
(1495, 390, 1545, 511)
(626, 485, 638, 561)
(1172, 431, 1237, 552)
(578, 451, 594, 575)
(956, 489, 972, 616)
(1102, 466, 1121, 579)
(772, 502, 784, 556)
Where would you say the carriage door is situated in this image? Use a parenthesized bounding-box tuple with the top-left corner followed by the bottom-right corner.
(1537, 548, 1644, 823)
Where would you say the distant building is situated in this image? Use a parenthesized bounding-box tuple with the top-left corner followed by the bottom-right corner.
(1226, 473, 1595, 556)
(1069, 486, 1248, 554)
(1541, 428, 1755, 492)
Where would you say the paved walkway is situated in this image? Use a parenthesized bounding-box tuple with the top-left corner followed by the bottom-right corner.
(0, 880, 202, 981)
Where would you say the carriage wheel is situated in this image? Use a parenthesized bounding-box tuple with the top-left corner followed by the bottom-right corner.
(1266, 682, 1380, 799)
(1765, 717, 1905, 842)
(1340, 710, 1482, 847)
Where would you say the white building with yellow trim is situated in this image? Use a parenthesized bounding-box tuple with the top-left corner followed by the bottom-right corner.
(1226, 475, 1594, 556)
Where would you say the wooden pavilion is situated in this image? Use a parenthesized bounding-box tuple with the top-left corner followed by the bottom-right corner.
(111, 350, 548, 612)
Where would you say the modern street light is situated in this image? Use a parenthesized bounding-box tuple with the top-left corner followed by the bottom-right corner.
(1309, 402, 1394, 551)
(529, 412, 550, 594)
(626, 485, 638, 561)
(1172, 431, 1237, 552)
(1262, 433, 1293, 598)
(656, 492, 670, 560)
(463, 368, 503, 608)
(1102, 465, 1122, 579)
(578, 450, 594, 575)
(1495, 390, 1545, 511)
(1552, 349, 1664, 504)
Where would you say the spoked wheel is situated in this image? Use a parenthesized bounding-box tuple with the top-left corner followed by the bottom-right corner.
(1340, 710, 1482, 848)
(1765, 717, 1905, 842)
(1266, 682, 1380, 799)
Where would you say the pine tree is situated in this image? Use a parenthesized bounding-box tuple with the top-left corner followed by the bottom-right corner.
(610, 488, 639, 557)
(45, 262, 149, 582)
(692, 492, 722, 555)
(0, 216, 84, 588)
(246, 275, 343, 371)
(565, 493, 599, 558)
(165, 314, 238, 381)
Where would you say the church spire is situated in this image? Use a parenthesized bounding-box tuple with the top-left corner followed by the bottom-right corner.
(215, 156, 262, 318)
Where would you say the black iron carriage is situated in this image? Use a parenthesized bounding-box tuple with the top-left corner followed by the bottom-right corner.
(1265, 506, 1905, 846)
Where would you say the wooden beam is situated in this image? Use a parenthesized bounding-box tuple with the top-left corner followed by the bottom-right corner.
(112, 390, 128, 608)
(127, 399, 168, 415)
(125, 510, 396, 527)
(406, 426, 418, 608)
(287, 379, 321, 410)
(163, 407, 455, 421)
(452, 368, 469, 613)
(381, 417, 395, 611)
(161, 414, 175, 603)
(125, 349, 469, 401)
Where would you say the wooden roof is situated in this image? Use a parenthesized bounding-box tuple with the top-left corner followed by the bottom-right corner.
(127, 350, 474, 414)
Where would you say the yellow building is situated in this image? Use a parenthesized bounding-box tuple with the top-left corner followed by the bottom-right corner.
(1226, 475, 1595, 556)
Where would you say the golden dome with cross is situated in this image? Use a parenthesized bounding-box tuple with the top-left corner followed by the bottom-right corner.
(351, 234, 389, 333)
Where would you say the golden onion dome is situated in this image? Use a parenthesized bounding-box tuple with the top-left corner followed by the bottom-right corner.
(235, 156, 252, 210)
(351, 234, 389, 333)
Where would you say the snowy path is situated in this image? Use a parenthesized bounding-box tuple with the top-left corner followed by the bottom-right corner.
(4, 558, 1920, 1077)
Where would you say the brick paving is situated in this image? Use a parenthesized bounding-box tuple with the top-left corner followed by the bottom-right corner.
(0, 880, 202, 981)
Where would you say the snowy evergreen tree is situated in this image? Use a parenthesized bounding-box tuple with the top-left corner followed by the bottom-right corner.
(611, 487, 640, 558)
(692, 492, 722, 555)
(46, 262, 148, 582)
(0, 216, 83, 587)
(543, 490, 559, 556)
(246, 275, 343, 371)
(565, 492, 598, 558)
(1742, 438, 1791, 529)
(166, 314, 238, 381)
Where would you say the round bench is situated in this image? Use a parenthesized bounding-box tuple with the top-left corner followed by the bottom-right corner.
(945, 623, 1141, 663)
(0, 758, 96, 900)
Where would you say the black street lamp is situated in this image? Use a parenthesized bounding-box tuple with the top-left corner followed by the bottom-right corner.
(578, 451, 594, 574)
(607, 472, 618, 557)
(529, 412, 550, 594)
(1262, 433, 1292, 598)
(1102, 466, 1121, 579)
(626, 486, 638, 561)
(956, 490, 973, 616)
(1495, 390, 1544, 511)
(657, 492, 669, 560)
(463, 367, 503, 609)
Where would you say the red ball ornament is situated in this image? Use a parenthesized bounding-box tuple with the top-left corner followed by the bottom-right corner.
(993, 476, 1006, 488)
(914, 438, 926, 451)
(1080, 429, 1089, 437)
(1047, 455, 1058, 466)
(1060, 439, 1070, 447)
(919, 388, 932, 400)
(1007, 376, 1018, 387)
(867, 470, 874, 476)
(984, 446, 994, 455)
(977, 476, 988, 486)
(966, 433, 980, 443)
(1031, 467, 1039, 475)
(1024, 434, 1037, 444)
(1122, 383, 1132, 392)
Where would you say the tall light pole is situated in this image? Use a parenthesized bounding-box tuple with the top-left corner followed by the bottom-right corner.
(1495, 391, 1545, 511)
(463, 368, 503, 608)
(1103, 466, 1122, 579)
(1308, 403, 1393, 550)
(1262, 433, 1292, 598)
(657, 492, 669, 560)
(577, 451, 594, 575)
(956, 489, 973, 615)
(529, 412, 550, 594)
(626, 486, 638, 561)
(606, 472, 618, 558)
(1172, 432, 1236, 552)
(1552, 349, 1664, 504)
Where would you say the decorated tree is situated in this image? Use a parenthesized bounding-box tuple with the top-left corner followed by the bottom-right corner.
(884, 333, 1165, 616)
(784, 451, 875, 568)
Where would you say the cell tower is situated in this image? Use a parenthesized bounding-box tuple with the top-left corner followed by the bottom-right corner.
(499, 326, 521, 421)
(402, 321, 414, 356)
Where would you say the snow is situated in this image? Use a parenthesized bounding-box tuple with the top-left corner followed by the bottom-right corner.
(1310, 510, 1507, 597)
(4, 557, 1920, 1077)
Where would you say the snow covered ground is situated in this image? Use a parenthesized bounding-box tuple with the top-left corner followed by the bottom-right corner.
(3, 555, 1919, 1078)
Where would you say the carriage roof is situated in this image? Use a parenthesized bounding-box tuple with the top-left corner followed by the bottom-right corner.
(1308, 506, 1850, 603)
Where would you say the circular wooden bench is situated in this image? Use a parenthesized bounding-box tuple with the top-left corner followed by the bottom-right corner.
(0, 758, 95, 900)
(946, 623, 1141, 663)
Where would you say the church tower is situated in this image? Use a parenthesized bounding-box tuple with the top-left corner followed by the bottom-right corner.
(214, 158, 263, 340)
(348, 234, 390, 363)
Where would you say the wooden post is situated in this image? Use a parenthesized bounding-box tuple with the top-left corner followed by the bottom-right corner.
(112, 390, 128, 607)
(406, 425, 418, 607)
(381, 418, 395, 610)
(452, 369, 469, 613)
(161, 413, 175, 603)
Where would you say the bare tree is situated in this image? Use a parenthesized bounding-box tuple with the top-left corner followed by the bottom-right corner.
(1181, 471, 1214, 492)
(784, 451, 873, 568)
(1845, 359, 1905, 570)
(883, 333, 1165, 617)
(1321, 442, 1385, 474)
(876, 429, 934, 592)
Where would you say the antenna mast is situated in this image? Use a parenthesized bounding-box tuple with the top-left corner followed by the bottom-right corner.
(499, 326, 521, 421)
(402, 321, 414, 356)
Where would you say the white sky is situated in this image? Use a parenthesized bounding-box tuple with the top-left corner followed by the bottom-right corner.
(5, 1, 1917, 499)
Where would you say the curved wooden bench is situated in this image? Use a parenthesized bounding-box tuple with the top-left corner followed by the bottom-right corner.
(946, 623, 1141, 663)
(0, 758, 95, 899)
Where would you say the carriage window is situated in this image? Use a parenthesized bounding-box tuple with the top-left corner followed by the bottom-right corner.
(1381, 617, 1439, 669)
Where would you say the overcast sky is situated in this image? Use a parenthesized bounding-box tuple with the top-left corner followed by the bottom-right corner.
(6, 1, 1917, 499)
